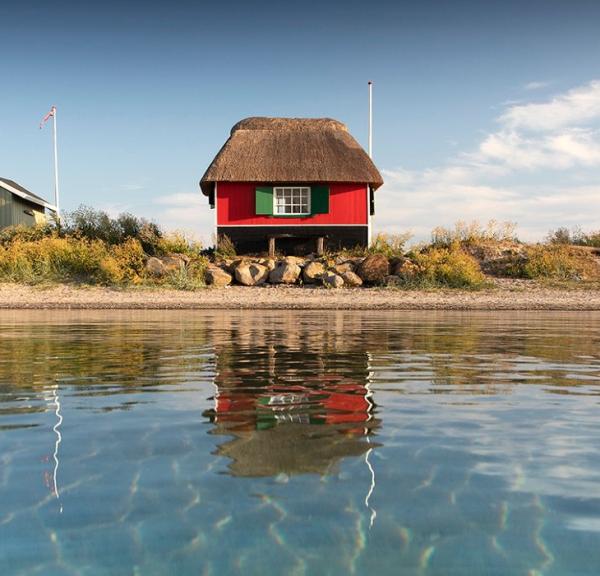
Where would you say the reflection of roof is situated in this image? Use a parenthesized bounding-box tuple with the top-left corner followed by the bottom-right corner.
(0, 178, 55, 210)
(213, 422, 379, 477)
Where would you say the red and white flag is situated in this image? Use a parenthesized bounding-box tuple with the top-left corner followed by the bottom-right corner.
(39, 106, 56, 129)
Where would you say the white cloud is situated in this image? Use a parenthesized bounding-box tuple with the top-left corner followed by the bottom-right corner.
(523, 81, 550, 91)
(500, 80, 600, 131)
(150, 192, 213, 243)
(375, 80, 600, 241)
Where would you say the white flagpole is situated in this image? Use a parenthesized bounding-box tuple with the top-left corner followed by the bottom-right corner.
(52, 106, 60, 221)
(368, 81, 373, 159)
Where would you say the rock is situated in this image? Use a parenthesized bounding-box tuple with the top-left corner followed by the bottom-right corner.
(284, 256, 305, 267)
(257, 258, 276, 271)
(332, 261, 354, 275)
(205, 266, 232, 287)
(390, 257, 408, 276)
(269, 261, 301, 284)
(215, 259, 236, 273)
(322, 272, 344, 288)
(234, 263, 269, 286)
(384, 275, 403, 287)
(395, 259, 421, 281)
(145, 256, 166, 277)
(356, 254, 390, 283)
(161, 255, 186, 273)
(302, 261, 326, 283)
(168, 253, 190, 265)
(463, 241, 527, 277)
(340, 270, 363, 287)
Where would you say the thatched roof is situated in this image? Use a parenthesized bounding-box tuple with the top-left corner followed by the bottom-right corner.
(200, 117, 383, 196)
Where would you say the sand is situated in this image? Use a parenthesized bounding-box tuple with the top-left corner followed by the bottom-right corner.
(0, 279, 599, 310)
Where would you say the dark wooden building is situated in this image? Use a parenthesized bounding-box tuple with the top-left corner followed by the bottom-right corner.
(200, 117, 383, 255)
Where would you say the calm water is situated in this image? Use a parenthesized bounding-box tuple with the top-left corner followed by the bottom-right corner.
(1, 310, 600, 575)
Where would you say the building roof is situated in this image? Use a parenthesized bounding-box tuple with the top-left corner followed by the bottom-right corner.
(0, 178, 55, 210)
(200, 117, 384, 196)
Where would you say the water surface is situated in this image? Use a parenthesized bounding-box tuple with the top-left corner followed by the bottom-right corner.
(1, 310, 600, 575)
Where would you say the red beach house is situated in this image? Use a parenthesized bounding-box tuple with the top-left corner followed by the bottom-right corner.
(200, 117, 384, 255)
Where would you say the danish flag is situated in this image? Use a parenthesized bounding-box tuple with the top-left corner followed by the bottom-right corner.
(40, 106, 56, 129)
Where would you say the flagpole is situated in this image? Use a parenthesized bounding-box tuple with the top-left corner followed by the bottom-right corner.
(52, 107, 60, 221)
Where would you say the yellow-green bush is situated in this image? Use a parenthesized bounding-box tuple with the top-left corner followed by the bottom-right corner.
(0, 236, 150, 285)
(99, 239, 147, 284)
(0, 237, 106, 283)
(0, 223, 55, 245)
(521, 245, 600, 281)
(403, 244, 487, 288)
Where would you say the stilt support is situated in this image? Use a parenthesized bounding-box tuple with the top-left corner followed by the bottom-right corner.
(316, 237, 324, 256)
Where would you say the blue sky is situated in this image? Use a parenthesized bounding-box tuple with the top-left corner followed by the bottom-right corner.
(2, 0, 600, 241)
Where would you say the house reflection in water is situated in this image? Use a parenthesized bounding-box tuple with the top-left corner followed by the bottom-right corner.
(203, 316, 381, 477)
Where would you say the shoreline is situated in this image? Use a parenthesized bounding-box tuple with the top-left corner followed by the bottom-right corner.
(1, 280, 600, 310)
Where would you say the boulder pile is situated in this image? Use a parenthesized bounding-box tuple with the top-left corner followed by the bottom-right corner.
(204, 254, 402, 288)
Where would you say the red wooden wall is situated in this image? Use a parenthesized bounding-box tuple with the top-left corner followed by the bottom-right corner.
(216, 182, 368, 226)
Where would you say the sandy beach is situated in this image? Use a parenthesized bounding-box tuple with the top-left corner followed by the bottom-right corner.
(1, 280, 599, 310)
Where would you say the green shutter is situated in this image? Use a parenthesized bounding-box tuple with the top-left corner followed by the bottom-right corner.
(255, 186, 273, 215)
(311, 186, 329, 214)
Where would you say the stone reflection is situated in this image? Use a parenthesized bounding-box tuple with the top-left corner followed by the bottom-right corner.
(203, 315, 381, 477)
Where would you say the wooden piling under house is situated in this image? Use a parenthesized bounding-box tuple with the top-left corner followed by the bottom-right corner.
(200, 117, 384, 255)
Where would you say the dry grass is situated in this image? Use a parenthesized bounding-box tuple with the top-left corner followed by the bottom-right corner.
(431, 220, 518, 248)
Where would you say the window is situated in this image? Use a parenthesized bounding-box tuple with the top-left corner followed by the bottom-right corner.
(273, 187, 310, 215)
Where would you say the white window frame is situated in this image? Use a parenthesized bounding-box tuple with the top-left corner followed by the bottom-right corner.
(273, 186, 311, 216)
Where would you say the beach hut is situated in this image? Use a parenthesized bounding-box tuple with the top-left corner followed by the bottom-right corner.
(0, 178, 55, 230)
(200, 117, 383, 255)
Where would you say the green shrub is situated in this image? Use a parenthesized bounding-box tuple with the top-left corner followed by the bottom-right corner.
(62, 205, 163, 254)
(574, 230, 600, 248)
(545, 226, 600, 248)
(546, 227, 574, 245)
(161, 256, 208, 290)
